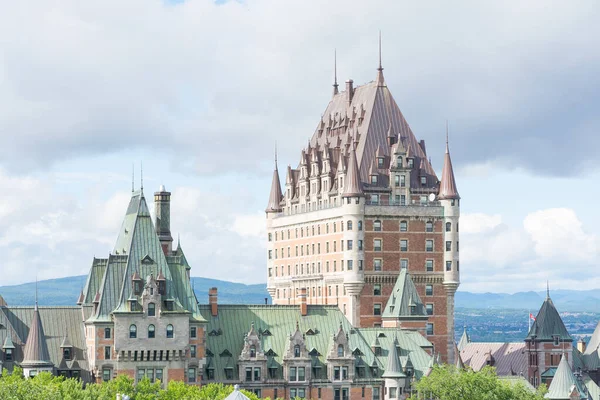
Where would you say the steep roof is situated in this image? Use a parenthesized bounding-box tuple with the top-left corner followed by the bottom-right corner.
(342, 146, 364, 197)
(22, 304, 52, 366)
(460, 342, 527, 376)
(265, 164, 283, 212)
(382, 337, 406, 378)
(224, 385, 251, 400)
(457, 326, 470, 351)
(545, 355, 588, 399)
(526, 296, 572, 342)
(438, 138, 460, 200)
(382, 269, 427, 319)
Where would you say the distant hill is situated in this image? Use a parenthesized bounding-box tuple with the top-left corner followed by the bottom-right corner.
(456, 290, 600, 312)
(0, 276, 269, 306)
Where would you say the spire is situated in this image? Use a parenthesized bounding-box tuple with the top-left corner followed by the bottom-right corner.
(266, 149, 283, 213)
(438, 122, 460, 200)
(140, 161, 144, 194)
(457, 325, 470, 351)
(333, 49, 339, 96)
(35, 276, 38, 311)
(376, 31, 385, 86)
(132, 163, 135, 193)
(546, 353, 586, 399)
(342, 145, 364, 198)
(22, 299, 51, 366)
(547, 280, 550, 299)
(382, 337, 405, 378)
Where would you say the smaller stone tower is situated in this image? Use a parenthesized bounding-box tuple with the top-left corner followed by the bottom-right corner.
(154, 185, 173, 256)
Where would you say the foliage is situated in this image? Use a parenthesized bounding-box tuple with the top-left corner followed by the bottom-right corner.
(0, 370, 271, 400)
(410, 365, 547, 400)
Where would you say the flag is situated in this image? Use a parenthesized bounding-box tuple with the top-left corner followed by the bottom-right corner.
(529, 313, 536, 321)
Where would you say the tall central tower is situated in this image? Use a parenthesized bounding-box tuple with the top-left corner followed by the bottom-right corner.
(265, 46, 460, 363)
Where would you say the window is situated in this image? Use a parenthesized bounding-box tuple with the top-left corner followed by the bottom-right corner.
(188, 367, 196, 383)
(148, 324, 155, 339)
(378, 157, 384, 168)
(426, 304, 434, 315)
(374, 239, 382, 251)
(268, 250, 272, 260)
(298, 366, 305, 381)
(373, 220, 381, 231)
(407, 158, 414, 168)
(373, 387, 380, 400)
(446, 222, 451, 232)
(358, 240, 363, 250)
(104, 346, 111, 360)
(347, 240, 353, 250)
(400, 259, 408, 269)
(190, 345, 197, 358)
(102, 368, 111, 382)
(166, 324, 174, 338)
(396, 156, 402, 168)
(457, 241, 459, 252)
(426, 240, 433, 252)
(254, 367, 261, 381)
(426, 323, 434, 335)
(394, 175, 400, 187)
(104, 328, 111, 339)
(400, 240, 408, 252)
(63, 347, 71, 360)
(400, 220, 407, 232)
(401, 195, 406, 205)
(334, 366, 341, 380)
(426, 221, 433, 232)
(268, 233, 272, 241)
(446, 241, 452, 251)
(358, 260, 363, 270)
(554, 336, 560, 346)
(338, 344, 344, 357)
(347, 260, 353, 270)
(148, 303, 156, 317)
(426, 260, 434, 272)
(245, 367, 252, 381)
(250, 345, 256, 357)
(371, 175, 378, 185)
(373, 284, 381, 296)
(156, 369, 163, 383)
(446, 261, 452, 271)
(289, 366, 297, 381)
(358, 220, 363, 231)
(374, 304, 382, 316)
(457, 261, 460, 271)
(347, 220, 353, 230)
(421, 176, 427, 186)
(294, 344, 300, 357)
(426, 285, 433, 296)
(5, 348, 13, 361)
(390, 388, 397, 399)
(374, 259, 382, 271)
(129, 324, 137, 338)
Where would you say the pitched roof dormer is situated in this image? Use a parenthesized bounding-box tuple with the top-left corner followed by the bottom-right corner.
(240, 323, 266, 361)
(284, 322, 309, 360)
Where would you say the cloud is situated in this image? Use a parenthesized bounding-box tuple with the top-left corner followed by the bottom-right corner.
(0, 1, 599, 176)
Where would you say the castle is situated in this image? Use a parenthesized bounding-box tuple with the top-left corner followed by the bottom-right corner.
(265, 47, 460, 365)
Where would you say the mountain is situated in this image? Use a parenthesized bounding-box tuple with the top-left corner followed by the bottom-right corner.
(456, 290, 600, 312)
(0, 276, 269, 306)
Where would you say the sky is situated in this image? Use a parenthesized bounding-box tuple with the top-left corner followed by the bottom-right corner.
(0, 0, 599, 293)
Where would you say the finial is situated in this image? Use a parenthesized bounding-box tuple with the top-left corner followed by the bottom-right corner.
(132, 163, 135, 193)
(445, 120, 449, 153)
(35, 275, 38, 311)
(177, 233, 181, 248)
(546, 280, 550, 299)
(275, 141, 278, 169)
(333, 49, 339, 96)
(378, 31, 382, 71)
(140, 161, 144, 193)
(376, 31, 385, 85)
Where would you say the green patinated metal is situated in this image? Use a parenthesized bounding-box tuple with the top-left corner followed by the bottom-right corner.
(526, 296, 572, 342)
(382, 269, 427, 319)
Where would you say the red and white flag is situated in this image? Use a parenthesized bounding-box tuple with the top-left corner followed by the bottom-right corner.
(529, 313, 536, 321)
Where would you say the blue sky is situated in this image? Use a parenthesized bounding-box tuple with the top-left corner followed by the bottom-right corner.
(0, 0, 599, 293)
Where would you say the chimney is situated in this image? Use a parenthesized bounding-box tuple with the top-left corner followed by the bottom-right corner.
(264, 297, 268, 305)
(578, 338, 586, 353)
(209, 287, 218, 317)
(419, 140, 427, 156)
(345, 80, 354, 104)
(154, 185, 173, 256)
(299, 287, 307, 316)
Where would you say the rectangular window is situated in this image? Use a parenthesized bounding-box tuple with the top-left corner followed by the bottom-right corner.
(268, 250, 272, 260)
(373, 387, 380, 400)
(358, 240, 363, 250)
(190, 345, 197, 358)
(374, 259, 382, 271)
(400, 259, 408, 269)
(254, 368, 261, 381)
(104, 328, 111, 339)
(426, 240, 433, 252)
(334, 366, 340, 380)
(390, 387, 397, 399)
(371, 175, 378, 184)
(400, 175, 406, 187)
(104, 346, 111, 360)
(298, 367, 305, 381)
(421, 176, 427, 186)
(373, 284, 381, 296)
(426, 285, 433, 296)
(426, 304, 434, 315)
(446, 261, 452, 271)
(347, 240, 353, 250)
(156, 369, 163, 383)
(400, 240, 408, 252)
(5, 348, 13, 361)
(358, 260, 363, 270)
(371, 194, 379, 204)
(401, 195, 406, 205)
(374, 239, 382, 251)
(426, 259, 434, 272)
(245, 367, 252, 381)
(426, 323, 434, 335)
(347, 260, 353, 270)
(188, 367, 197, 383)
(374, 304, 382, 316)
(289, 367, 297, 381)
(103, 368, 111, 382)
(400, 221, 407, 231)
(446, 241, 452, 251)
(394, 175, 400, 187)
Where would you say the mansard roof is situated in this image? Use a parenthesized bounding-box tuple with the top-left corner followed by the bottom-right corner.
(382, 269, 427, 319)
(526, 296, 571, 342)
(0, 305, 90, 378)
(81, 190, 204, 323)
(198, 305, 433, 382)
(459, 342, 527, 376)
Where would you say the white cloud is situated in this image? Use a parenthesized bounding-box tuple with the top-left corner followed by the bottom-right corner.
(460, 213, 502, 234)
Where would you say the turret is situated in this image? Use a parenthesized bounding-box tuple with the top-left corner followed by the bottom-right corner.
(265, 159, 283, 214)
(154, 185, 173, 256)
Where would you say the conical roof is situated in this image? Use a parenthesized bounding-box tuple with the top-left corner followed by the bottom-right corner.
(224, 385, 251, 400)
(545, 354, 587, 399)
(438, 140, 460, 200)
(526, 296, 572, 342)
(585, 321, 600, 356)
(455, 342, 465, 370)
(342, 146, 364, 198)
(265, 165, 283, 213)
(3, 336, 15, 349)
(22, 304, 52, 366)
(382, 338, 406, 378)
(458, 326, 470, 351)
(76, 290, 84, 305)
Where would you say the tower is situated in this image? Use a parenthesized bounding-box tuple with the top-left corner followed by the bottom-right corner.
(154, 185, 173, 256)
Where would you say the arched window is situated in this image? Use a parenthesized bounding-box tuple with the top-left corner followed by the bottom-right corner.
(294, 345, 300, 358)
(337, 344, 344, 357)
(148, 303, 155, 317)
(446, 222, 452, 232)
(347, 221, 353, 231)
(129, 324, 137, 338)
(426, 221, 433, 232)
(148, 324, 155, 339)
(250, 345, 256, 358)
(166, 324, 174, 339)
(397, 156, 402, 168)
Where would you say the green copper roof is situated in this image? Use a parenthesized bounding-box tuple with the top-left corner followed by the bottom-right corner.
(381, 338, 406, 378)
(545, 354, 587, 399)
(526, 297, 572, 342)
(541, 367, 557, 378)
(198, 305, 432, 382)
(382, 269, 427, 319)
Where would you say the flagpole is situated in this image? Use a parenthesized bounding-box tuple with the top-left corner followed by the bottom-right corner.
(528, 310, 531, 333)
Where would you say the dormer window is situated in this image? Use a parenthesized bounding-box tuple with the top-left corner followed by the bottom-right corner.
(129, 299, 137, 311)
(134, 281, 141, 295)
(377, 157, 384, 168)
(4, 348, 12, 361)
(554, 336, 560, 346)
(396, 156, 402, 168)
(148, 303, 156, 317)
(407, 158, 414, 168)
(250, 345, 256, 358)
(63, 347, 72, 361)
(294, 345, 301, 358)
(337, 344, 344, 357)
(370, 175, 378, 185)
(421, 176, 427, 186)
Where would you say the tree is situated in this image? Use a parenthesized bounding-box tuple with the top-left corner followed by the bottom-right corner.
(411, 365, 546, 400)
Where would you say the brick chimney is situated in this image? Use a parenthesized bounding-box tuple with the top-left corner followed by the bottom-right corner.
(345, 80, 354, 104)
(209, 287, 218, 317)
(577, 338, 586, 353)
(299, 287, 307, 316)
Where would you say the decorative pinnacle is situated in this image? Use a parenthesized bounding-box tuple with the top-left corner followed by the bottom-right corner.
(140, 161, 144, 192)
(35, 275, 38, 311)
(378, 31, 382, 71)
(132, 163, 135, 193)
(546, 280, 550, 299)
(445, 120, 449, 153)
(333, 49, 339, 96)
